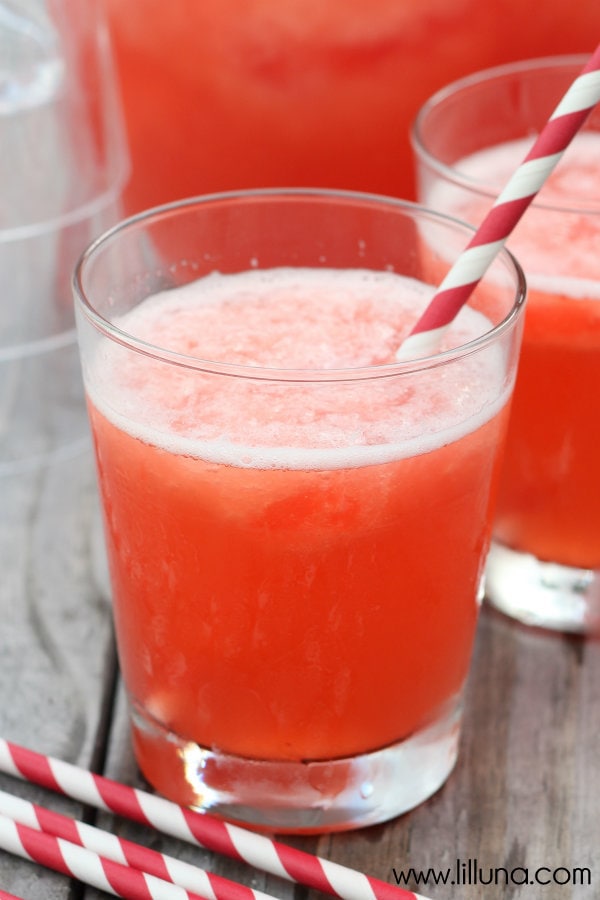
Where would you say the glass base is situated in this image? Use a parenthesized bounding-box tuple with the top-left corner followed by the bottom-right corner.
(129, 696, 462, 833)
(485, 542, 600, 634)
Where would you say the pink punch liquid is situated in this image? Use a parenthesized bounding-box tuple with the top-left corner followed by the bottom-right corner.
(86, 268, 512, 804)
(430, 134, 600, 567)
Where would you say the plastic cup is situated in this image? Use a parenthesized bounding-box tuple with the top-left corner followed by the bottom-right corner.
(74, 189, 525, 832)
(412, 56, 600, 633)
(0, 1, 128, 474)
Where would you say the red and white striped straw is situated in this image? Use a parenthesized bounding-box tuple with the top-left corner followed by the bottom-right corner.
(0, 892, 26, 900)
(397, 43, 600, 360)
(0, 740, 426, 900)
(0, 789, 276, 900)
(0, 812, 222, 900)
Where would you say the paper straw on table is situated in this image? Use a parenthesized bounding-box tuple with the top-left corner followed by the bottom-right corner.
(0, 789, 276, 900)
(397, 42, 600, 360)
(0, 812, 227, 900)
(0, 740, 427, 900)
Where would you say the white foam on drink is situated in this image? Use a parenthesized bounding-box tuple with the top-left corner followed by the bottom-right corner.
(426, 133, 600, 298)
(86, 268, 511, 470)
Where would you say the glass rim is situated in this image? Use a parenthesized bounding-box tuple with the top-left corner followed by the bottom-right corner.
(73, 187, 526, 383)
(411, 53, 598, 216)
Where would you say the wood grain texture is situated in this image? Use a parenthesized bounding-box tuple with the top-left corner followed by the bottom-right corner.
(0, 450, 115, 896)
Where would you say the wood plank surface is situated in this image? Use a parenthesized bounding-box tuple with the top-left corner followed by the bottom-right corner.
(0, 449, 116, 897)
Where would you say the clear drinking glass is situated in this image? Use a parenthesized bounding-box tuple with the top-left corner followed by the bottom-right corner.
(74, 189, 525, 832)
(0, 0, 128, 472)
(412, 56, 600, 634)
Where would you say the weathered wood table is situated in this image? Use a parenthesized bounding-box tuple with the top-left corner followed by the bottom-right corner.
(1, 446, 599, 899)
